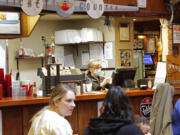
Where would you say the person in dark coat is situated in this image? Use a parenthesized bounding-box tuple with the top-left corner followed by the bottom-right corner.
(83, 86, 144, 135)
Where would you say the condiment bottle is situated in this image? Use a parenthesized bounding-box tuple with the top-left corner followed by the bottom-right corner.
(147, 77, 152, 88)
(32, 82, 37, 97)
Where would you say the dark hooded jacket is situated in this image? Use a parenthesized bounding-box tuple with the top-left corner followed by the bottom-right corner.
(83, 117, 144, 135)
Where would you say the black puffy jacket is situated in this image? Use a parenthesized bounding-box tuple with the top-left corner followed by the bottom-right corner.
(83, 117, 144, 135)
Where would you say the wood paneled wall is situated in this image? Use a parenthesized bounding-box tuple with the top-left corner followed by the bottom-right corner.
(106, 0, 137, 5)
(106, 0, 168, 17)
(114, 18, 134, 67)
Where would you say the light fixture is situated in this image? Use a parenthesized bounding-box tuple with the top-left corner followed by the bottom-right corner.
(133, 18, 136, 21)
(137, 35, 146, 39)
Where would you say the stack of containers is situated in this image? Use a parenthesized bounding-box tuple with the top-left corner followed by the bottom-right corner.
(12, 80, 34, 96)
(5, 74, 12, 97)
(12, 81, 27, 96)
(0, 84, 2, 100)
(12, 81, 20, 96)
(0, 68, 14, 97)
(0, 68, 4, 97)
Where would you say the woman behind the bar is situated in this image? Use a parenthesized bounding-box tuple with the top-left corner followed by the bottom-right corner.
(86, 59, 111, 91)
(83, 86, 143, 135)
(28, 84, 76, 135)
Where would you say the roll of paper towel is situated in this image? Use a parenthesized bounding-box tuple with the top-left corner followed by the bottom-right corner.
(55, 29, 81, 44)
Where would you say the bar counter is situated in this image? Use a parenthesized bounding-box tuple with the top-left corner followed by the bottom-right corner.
(0, 89, 155, 135)
(0, 88, 179, 135)
(0, 89, 154, 107)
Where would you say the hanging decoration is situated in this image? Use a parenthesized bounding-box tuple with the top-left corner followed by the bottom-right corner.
(21, 0, 43, 16)
(55, 0, 74, 18)
(86, 0, 104, 19)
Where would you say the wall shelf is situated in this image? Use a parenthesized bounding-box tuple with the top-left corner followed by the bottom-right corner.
(15, 56, 52, 80)
(56, 41, 105, 46)
(57, 41, 105, 56)
(16, 56, 51, 67)
(16, 56, 51, 59)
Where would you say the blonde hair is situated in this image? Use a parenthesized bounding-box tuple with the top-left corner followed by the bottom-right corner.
(88, 59, 100, 69)
(31, 84, 75, 121)
(49, 84, 75, 105)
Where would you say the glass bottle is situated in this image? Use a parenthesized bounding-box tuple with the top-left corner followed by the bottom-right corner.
(147, 77, 152, 89)
(32, 82, 37, 97)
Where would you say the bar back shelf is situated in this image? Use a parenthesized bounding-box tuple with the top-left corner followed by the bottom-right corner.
(38, 64, 85, 96)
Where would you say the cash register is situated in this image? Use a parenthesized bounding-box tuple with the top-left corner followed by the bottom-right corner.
(112, 68, 136, 89)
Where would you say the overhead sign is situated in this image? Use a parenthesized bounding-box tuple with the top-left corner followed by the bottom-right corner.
(0, 0, 139, 18)
(86, 0, 104, 19)
(21, 0, 43, 16)
(104, 4, 139, 11)
(140, 97, 152, 118)
(55, 0, 75, 18)
(74, 1, 139, 12)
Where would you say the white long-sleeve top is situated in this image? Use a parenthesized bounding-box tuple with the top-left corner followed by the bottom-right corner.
(28, 109, 73, 135)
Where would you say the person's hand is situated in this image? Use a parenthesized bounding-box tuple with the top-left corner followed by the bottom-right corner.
(100, 78, 111, 87)
(100, 106, 104, 115)
(140, 123, 150, 134)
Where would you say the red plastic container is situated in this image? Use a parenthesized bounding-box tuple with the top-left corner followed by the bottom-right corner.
(28, 84, 33, 96)
(5, 74, 12, 97)
(21, 84, 29, 96)
(0, 84, 2, 100)
(0, 68, 4, 83)
(0, 68, 5, 96)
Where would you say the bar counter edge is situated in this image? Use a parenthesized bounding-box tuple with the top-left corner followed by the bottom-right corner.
(1, 88, 180, 135)
(0, 89, 155, 107)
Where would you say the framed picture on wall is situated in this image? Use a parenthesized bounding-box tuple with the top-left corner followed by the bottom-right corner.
(120, 49, 132, 67)
(119, 23, 130, 41)
(146, 37, 155, 53)
(173, 24, 180, 44)
(134, 39, 144, 49)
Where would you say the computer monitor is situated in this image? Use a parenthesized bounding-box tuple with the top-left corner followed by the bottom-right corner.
(112, 68, 136, 88)
(144, 54, 154, 65)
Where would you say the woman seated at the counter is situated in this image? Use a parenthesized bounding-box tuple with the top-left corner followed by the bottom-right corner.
(85, 59, 111, 91)
(28, 84, 76, 135)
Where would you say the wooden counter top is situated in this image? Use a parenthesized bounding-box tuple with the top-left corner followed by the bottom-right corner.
(0, 89, 155, 107)
(0, 96, 50, 107)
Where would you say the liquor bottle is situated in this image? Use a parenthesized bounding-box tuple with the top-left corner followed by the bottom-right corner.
(32, 82, 37, 97)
